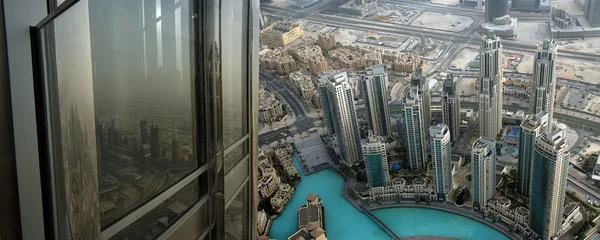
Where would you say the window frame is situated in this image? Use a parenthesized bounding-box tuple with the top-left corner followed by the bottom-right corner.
(30, 0, 217, 239)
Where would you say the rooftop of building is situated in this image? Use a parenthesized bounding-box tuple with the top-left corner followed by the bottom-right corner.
(298, 204, 323, 228)
(474, 137, 495, 151)
(498, 197, 511, 206)
(263, 21, 301, 35)
(306, 192, 320, 202)
(480, 16, 517, 31)
(515, 206, 529, 216)
(319, 71, 349, 85)
(429, 124, 449, 138)
(362, 65, 385, 76)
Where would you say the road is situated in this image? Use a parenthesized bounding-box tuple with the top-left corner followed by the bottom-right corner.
(261, 5, 600, 62)
(259, 71, 316, 144)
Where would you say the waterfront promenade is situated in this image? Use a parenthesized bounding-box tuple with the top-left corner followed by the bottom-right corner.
(336, 171, 521, 240)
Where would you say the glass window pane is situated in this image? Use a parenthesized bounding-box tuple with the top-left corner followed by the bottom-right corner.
(39, 0, 200, 235)
(109, 178, 202, 239)
(224, 139, 249, 174)
(225, 183, 248, 240)
(221, 0, 249, 148)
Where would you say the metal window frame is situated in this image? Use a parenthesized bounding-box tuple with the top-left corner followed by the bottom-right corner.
(30, 0, 216, 239)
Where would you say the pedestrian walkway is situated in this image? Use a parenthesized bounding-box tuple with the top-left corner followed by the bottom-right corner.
(359, 205, 402, 240)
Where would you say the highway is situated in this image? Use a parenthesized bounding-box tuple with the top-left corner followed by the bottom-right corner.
(261, 5, 600, 62)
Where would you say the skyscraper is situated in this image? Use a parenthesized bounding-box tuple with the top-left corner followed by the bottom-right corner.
(361, 65, 392, 137)
(486, 0, 509, 21)
(403, 87, 427, 170)
(585, 0, 600, 27)
(430, 124, 452, 201)
(411, 66, 431, 129)
(471, 137, 496, 209)
(441, 74, 461, 143)
(531, 39, 557, 130)
(362, 130, 390, 187)
(140, 119, 149, 145)
(318, 72, 362, 165)
(110, 113, 118, 144)
(171, 134, 181, 164)
(478, 32, 504, 140)
(517, 112, 549, 197)
(150, 125, 161, 159)
(530, 128, 569, 239)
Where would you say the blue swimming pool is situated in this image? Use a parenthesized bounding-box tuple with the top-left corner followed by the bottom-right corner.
(269, 156, 508, 240)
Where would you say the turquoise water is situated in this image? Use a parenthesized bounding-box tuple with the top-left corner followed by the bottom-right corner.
(269, 156, 508, 240)
(373, 208, 508, 240)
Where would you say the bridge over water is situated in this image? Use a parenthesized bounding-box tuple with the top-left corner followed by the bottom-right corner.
(358, 205, 402, 240)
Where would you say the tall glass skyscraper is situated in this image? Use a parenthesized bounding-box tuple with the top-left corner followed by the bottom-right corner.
(430, 124, 451, 202)
(478, 31, 504, 140)
(530, 128, 569, 239)
(361, 65, 392, 137)
(3, 0, 259, 239)
(517, 112, 549, 197)
(411, 66, 431, 129)
(471, 137, 496, 209)
(362, 131, 390, 187)
(531, 39, 557, 131)
(403, 87, 427, 170)
(441, 74, 461, 143)
(318, 71, 362, 165)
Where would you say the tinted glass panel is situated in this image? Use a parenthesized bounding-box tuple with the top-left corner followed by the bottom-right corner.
(224, 139, 249, 174)
(109, 179, 202, 239)
(221, 0, 249, 148)
(225, 183, 248, 240)
(38, 0, 200, 236)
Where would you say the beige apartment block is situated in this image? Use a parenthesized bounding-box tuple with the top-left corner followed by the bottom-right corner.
(261, 21, 304, 47)
(318, 32, 336, 50)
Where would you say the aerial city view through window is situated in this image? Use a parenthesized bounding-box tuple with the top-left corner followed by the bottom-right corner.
(255, 0, 600, 239)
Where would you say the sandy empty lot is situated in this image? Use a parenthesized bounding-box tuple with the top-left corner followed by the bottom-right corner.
(517, 22, 548, 43)
(456, 77, 477, 96)
(450, 48, 478, 70)
(409, 11, 474, 32)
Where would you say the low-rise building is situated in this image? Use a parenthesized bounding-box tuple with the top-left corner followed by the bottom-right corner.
(337, 0, 378, 16)
(393, 53, 421, 72)
(294, 45, 324, 64)
(277, 55, 298, 75)
(289, 71, 317, 103)
(258, 175, 280, 199)
(271, 183, 295, 212)
(289, 222, 327, 240)
(275, 148, 300, 177)
(308, 56, 329, 76)
(369, 178, 436, 201)
(318, 32, 337, 50)
(259, 48, 298, 75)
(484, 197, 535, 237)
(298, 193, 325, 229)
(257, 210, 270, 236)
(259, 87, 286, 124)
(330, 48, 365, 69)
(261, 21, 304, 47)
(364, 52, 382, 69)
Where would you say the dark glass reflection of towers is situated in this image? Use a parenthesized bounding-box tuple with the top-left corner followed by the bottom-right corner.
(140, 120, 149, 145)
(150, 125, 160, 159)
(95, 120, 106, 179)
(110, 113, 118, 144)
(140, 143, 152, 172)
(171, 134, 181, 164)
